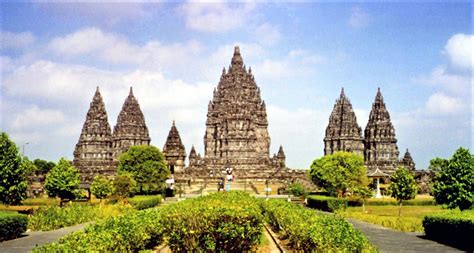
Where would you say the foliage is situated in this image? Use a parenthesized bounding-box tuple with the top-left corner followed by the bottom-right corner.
(161, 192, 263, 252)
(309, 152, 368, 197)
(0, 132, 28, 205)
(28, 203, 134, 231)
(33, 208, 164, 252)
(289, 182, 306, 197)
(128, 195, 162, 210)
(262, 199, 376, 252)
(90, 175, 114, 202)
(353, 186, 372, 212)
(33, 159, 56, 174)
(0, 211, 28, 241)
(113, 173, 137, 198)
(423, 210, 474, 251)
(44, 158, 81, 202)
(307, 195, 348, 212)
(432, 147, 474, 211)
(428, 157, 448, 174)
(389, 167, 417, 216)
(118, 145, 169, 195)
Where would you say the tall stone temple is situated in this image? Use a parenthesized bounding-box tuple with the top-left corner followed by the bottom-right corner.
(73, 87, 151, 185)
(112, 87, 151, 159)
(73, 87, 115, 184)
(163, 121, 186, 174)
(324, 88, 415, 174)
(184, 46, 298, 179)
(324, 88, 364, 156)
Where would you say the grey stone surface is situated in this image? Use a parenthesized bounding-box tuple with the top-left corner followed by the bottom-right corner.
(347, 218, 462, 253)
(0, 222, 90, 253)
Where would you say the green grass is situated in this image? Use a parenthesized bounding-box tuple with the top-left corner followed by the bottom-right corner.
(339, 205, 446, 232)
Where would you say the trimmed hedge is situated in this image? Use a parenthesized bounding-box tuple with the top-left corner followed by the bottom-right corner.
(33, 208, 164, 252)
(423, 210, 474, 251)
(0, 211, 28, 241)
(161, 192, 263, 252)
(128, 195, 162, 210)
(28, 203, 134, 231)
(262, 200, 376, 252)
(307, 195, 348, 212)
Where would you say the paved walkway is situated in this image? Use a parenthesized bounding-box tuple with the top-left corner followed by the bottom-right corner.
(347, 218, 462, 253)
(0, 222, 90, 253)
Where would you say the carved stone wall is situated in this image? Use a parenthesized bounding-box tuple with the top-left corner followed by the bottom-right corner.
(163, 121, 186, 174)
(112, 87, 151, 159)
(73, 87, 115, 184)
(324, 88, 364, 156)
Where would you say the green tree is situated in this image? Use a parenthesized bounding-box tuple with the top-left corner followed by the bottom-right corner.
(113, 173, 137, 199)
(389, 166, 417, 216)
(118, 145, 170, 195)
(353, 185, 372, 213)
(44, 158, 81, 204)
(309, 152, 368, 197)
(33, 159, 56, 174)
(432, 147, 474, 211)
(289, 182, 306, 197)
(90, 175, 114, 207)
(0, 132, 28, 205)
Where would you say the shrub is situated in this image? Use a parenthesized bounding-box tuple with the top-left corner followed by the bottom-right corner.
(262, 200, 376, 252)
(161, 191, 263, 252)
(423, 210, 474, 251)
(33, 208, 164, 252)
(289, 182, 306, 197)
(307, 195, 348, 212)
(28, 203, 134, 231)
(0, 211, 28, 241)
(128, 195, 161, 210)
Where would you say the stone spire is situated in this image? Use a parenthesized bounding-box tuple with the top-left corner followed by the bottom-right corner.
(189, 145, 198, 166)
(163, 121, 187, 174)
(400, 149, 416, 171)
(324, 87, 364, 156)
(202, 45, 272, 173)
(364, 88, 399, 173)
(73, 87, 115, 184)
(112, 87, 150, 159)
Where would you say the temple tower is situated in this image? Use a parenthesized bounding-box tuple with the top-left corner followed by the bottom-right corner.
(203, 46, 273, 172)
(364, 88, 399, 173)
(324, 88, 364, 156)
(112, 87, 151, 159)
(73, 87, 115, 184)
(400, 149, 416, 171)
(163, 121, 186, 174)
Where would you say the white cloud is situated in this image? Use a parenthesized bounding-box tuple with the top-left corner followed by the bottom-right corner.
(348, 7, 371, 29)
(179, 1, 257, 33)
(254, 23, 281, 45)
(413, 66, 471, 96)
(1, 31, 36, 49)
(444, 33, 474, 70)
(48, 27, 204, 70)
(267, 105, 328, 168)
(12, 105, 65, 129)
(425, 92, 466, 115)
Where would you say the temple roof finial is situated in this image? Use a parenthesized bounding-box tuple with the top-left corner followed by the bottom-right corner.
(231, 45, 243, 68)
(129, 86, 134, 96)
(172, 120, 176, 126)
(340, 87, 345, 98)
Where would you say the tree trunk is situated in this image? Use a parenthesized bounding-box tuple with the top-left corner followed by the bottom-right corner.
(398, 201, 402, 217)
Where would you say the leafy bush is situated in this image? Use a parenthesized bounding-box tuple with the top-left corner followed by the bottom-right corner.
(307, 195, 348, 212)
(161, 191, 263, 252)
(262, 200, 376, 252)
(28, 203, 134, 231)
(33, 208, 164, 252)
(423, 210, 474, 251)
(128, 195, 161, 210)
(289, 182, 306, 197)
(0, 211, 28, 241)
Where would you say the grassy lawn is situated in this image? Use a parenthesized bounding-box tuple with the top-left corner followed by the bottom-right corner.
(339, 205, 446, 232)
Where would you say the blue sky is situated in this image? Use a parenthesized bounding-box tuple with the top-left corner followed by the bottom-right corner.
(1, 2, 472, 169)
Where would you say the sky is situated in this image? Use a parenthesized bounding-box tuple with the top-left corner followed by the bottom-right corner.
(1, 1, 472, 170)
